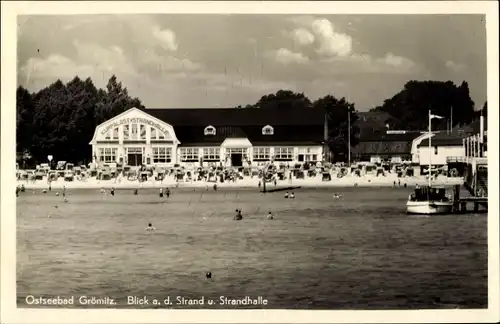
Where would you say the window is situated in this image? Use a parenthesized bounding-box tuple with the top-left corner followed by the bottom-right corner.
(150, 127, 157, 140)
(253, 147, 270, 161)
(99, 148, 117, 163)
(152, 147, 172, 163)
(204, 125, 216, 136)
(131, 124, 138, 140)
(158, 131, 165, 140)
(140, 125, 146, 140)
(275, 147, 293, 161)
(123, 125, 130, 140)
(297, 147, 317, 162)
(262, 125, 274, 135)
(180, 148, 199, 162)
(203, 147, 220, 161)
(104, 131, 111, 140)
(112, 128, 119, 140)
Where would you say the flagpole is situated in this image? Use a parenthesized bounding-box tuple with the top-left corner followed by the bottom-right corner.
(450, 106, 453, 134)
(348, 110, 351, 166)
(428, 109, 432, 188)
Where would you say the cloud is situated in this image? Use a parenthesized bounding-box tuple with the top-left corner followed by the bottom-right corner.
(311, 18, 352, 57)
(445, 60, 466, 72)
(290, 28, 315, 46)
(272, 48, 309, 65)
(152, 27, 178, 52)
(376, 53, 416, 70)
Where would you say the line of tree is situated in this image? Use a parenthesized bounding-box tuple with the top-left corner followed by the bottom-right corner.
(370, 80, 479, 131)
(16, 75, 144, 166)
(16, 76, 484, 166)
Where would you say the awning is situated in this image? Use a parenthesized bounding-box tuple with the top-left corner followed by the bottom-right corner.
(221, 138, 252, 148)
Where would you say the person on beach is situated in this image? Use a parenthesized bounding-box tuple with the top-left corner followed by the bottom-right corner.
(145, 223, 156, 231)
(133, 189, 138, 195)
(48, 181, 52, 192)
(213, 183, 218, 191)
(284, 192, 289, 199)
(62, 185, 66, 197)
(290, 192, 295, 199)
(159, 188, 164, 198)
(16, 186, 19, 197)
(267, 211, 274, 220)
(110, 187, 115, 196)
(166, 188, 170, 198)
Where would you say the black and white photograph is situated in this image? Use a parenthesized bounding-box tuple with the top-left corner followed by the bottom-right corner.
(1, 1, 499, 324)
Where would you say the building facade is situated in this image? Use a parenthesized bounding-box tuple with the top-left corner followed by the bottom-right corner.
(417, 133, 465, 166)
(90, 107, 326, 168)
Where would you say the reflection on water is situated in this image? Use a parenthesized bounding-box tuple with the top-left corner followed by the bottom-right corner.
(17, 187, 487, 309)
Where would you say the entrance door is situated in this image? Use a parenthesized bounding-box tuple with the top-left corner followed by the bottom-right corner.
(128, 154, 142, 166)
(231, 153, 243, 167)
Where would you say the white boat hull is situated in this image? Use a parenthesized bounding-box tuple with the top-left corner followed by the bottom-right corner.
(406, 200, 453, 215)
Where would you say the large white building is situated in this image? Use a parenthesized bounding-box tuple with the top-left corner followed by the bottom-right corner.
(89, 107, 326, 168)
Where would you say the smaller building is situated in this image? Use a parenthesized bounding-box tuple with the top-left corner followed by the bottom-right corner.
(354, 129, 417, 162)
(417, 132, 465, 167)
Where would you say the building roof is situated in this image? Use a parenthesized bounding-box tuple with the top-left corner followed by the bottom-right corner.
(142, 106, 325, 126)
(140, 106, 325, 145)
(173, 125, 324, 146)
(418, 132, 465, 147)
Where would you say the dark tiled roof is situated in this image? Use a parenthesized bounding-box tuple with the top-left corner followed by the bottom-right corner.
(418, 132, 465, 147)
(174, 125, 324, 145)
(141, 107, 325, 144)
(359, 130, 420, 142)
(143, 106, 325, 126)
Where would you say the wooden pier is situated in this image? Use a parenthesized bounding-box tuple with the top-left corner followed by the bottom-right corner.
(452, 184, 488, 213)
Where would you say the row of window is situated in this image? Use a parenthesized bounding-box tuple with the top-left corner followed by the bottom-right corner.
(98, 147, 320, 163)
(104, 124, 167, 140)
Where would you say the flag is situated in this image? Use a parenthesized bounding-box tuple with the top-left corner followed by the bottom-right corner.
(430, 114, 445, 119)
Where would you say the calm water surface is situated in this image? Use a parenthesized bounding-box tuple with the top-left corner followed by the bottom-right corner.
(16, 186, 487, 309)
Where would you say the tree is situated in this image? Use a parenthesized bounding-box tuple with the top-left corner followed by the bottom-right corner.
(16, 75, 145, 165)
(370, 80, 476, 131)
(312, 95, 359, 162)
(253, 90, 311, 109)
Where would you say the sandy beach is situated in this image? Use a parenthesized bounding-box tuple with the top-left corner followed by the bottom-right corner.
(17, 174, 464, 190)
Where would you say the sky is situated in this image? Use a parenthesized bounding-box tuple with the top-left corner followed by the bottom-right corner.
(17, 14, 487, 110)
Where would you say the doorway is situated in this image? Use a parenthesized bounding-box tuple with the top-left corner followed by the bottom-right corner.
(231, 153, 243, 167)
(128, 153, 142, 166)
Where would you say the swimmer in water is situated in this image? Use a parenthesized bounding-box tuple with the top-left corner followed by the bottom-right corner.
(284, 192, 289, 199)
(290, 192, 295, 199)
(159, 188, 164, 198)
(145, 223, 156, 231)
(62, 185, 66, 197)
(233, 209, 242, 221)
(110, 187, 115, 196)
(213, 183, 218, 191)
(64, 198, 68, 203)
(56, 192, 60, 196)
(166, 188, 170, 198)
(133, 189, 138, 195)
(267, 212, 274, 220)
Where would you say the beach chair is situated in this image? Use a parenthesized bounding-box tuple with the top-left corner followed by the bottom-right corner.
(64, 171, 74, 182)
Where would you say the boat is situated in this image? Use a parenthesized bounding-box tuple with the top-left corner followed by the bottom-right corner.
(406, 185, 452, 214)
(406, 110, 453, 215)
